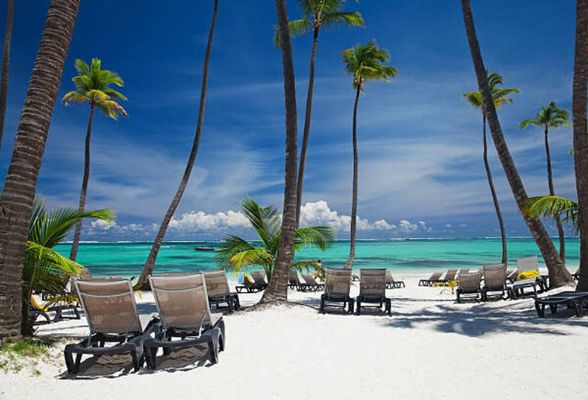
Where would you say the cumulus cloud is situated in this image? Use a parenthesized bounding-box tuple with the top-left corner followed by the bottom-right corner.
(169, 210, 250, 231)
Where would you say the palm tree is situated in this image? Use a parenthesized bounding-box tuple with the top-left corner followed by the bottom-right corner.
(572, 0, 588, 291)
(22, 198, 113, 335)
(276, 0, 364, 227)
(0, 0, 80, 340)
(0, 0, 14, 149)
(520, 102, 571, 262)
(216, 197, 334, 280)
(137, 0, 219, 289)
(460, 0, 572, 287)
(261, 0, 299, 303)
(62, 58, 127, 262)
(342, 40, 397, 269)
(464, 72, 520, 265)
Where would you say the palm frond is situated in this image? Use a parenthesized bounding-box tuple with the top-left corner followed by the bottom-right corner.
(294, 226, 335, 250)
(322, 11, 365, 28)
(240, 196, 281, 248)
(274, 18, 313, 47)
(215, 235, 257, 268)
(229, 249, 274, 271)
(524, 196, 579, 230)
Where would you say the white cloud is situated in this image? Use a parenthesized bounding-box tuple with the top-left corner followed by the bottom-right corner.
(169, 210, 250, 231)
(444, 223, 453, 228)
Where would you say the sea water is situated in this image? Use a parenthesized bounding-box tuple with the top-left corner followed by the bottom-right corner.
(54, 237, 579, 277)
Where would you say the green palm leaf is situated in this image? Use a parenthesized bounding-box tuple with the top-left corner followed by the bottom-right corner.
(524, 196, 579, 230)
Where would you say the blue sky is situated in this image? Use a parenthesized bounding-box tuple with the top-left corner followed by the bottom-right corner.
(0, 0, 578, 240)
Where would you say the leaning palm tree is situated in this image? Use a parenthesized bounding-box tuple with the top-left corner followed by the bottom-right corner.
(342, 40, 397, 269)
(216, 197, 334, 280)
(0, 0, 80, 341)
(22, 197, 113, 335)
(261, 0, 300, 303)
(0, 0, 14, 149)
(276, 0, 364, 226)
(137, 0, 219, 289)
(460, 0, 572, 287)
(520, 101, 571, 262)
(572, 0, 588, 291)
(62, 58, 127, 262)
(464, 72, 520, 265)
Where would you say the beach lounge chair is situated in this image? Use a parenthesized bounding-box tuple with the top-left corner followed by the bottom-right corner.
(356, 269, 391, 315)
(438, 269, 458, 286)
(572, 268, 580, 281)
(235, 271, 267, 293)
(302, 273, 325, 291)
(418, 271, 442, 287)
(145, 274, 225, 369)
(506, 269, 517, 283)
(481, 264, 510, 301)
(203, 270, 240, 313)
(320, 269, 354, 314)
(64, 279, 152, 374)
(289, 270, 305, 291)
(534, 291, 588, 318)
(456, 272, 481, 303)
(458, 269, 469, 276)
(385, 270, 405, 288)
(511, 256, 546, 298)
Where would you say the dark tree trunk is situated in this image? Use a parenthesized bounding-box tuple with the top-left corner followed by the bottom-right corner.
(137, 0, 219, 289)
(0, 0, 79, 340)
(295, 26, 319, 227)
(261, 0, 298, 302)
(482, 113, 508, 265)
(461, 0, 572, 287)
(0, 0, 14, 149)
(345, 85, 361, 269)
(543, 124, 566, 262)
(572, 0, 588, 291)
(69, 105, 95, 261)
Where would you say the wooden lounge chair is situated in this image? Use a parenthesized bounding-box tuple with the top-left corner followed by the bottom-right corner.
(145, 274, 225, 369)
(437, 269, 458, 286)
(320, 269, 354, 314)
(356, 269, 391, 315)
(385, 270, 405, 289)
(203, 270, 240, 313)
(418, 271, 442, 287)
(535, 291, 588, 318)
(481, 264, 510, 301)
(456, 272, 481, 303)
(302, 273, 324, 291)
(64, 279, 153, 374)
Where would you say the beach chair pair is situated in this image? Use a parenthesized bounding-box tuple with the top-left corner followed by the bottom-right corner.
(235, 270, 268, 293)
(456, 264, 511, 302)
(64, 275, 225, 374)
(289, 270, 324, 292)
(320, 269, 391, 315)
(385, 270, 405, 289)
(418, 270, 457, 287)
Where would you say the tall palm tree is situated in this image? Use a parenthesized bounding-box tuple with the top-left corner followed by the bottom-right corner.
(464, 72, 520, 265)
(22, 198, 113, 335)
(276, 0, 364, 227)
(572, 0, 588, 291)
(137, 0, 219, 289)
(216, 197, 334, 280)
(0, 0, 14, 149)
(342, 40, 397, 269)
(520, 101, 571, 262)
(460, 0, 572, 287)
(62, 58, 127, 262)
(0, 0, 80, 340)
(261, 0, 299, 303)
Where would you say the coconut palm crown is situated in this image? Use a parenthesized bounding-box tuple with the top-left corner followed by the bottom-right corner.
(463, 72, 520, 112)
(343, 40, 397, 90)
(520, 101, 572, 131)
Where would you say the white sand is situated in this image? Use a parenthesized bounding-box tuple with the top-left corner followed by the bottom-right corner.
(2, 273, 587, 400)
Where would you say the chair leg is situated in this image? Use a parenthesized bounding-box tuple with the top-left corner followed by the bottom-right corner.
(130, 349, 141, 372)
(64, 349, 75, 374)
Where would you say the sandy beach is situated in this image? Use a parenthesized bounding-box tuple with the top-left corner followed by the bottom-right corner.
(1, 272, 586, 400)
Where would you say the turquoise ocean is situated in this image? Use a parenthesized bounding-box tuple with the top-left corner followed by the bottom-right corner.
(54, 237, 579, 277)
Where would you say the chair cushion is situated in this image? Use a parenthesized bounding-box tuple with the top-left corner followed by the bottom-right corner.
(517, 270, 540, 281)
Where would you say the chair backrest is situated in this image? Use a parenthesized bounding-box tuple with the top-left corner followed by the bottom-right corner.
(429, 271, 442, 281)
(483, 264, 507, 289)
(203, 270, 230, 298)
(325, 269, 351, 297)
(458, 272, 481, 291)
(516, 255, 539, 274)
(302, 274, 317, 286)
(251, 271, 267, 286)
(359, 269, 386, 298)
(458, 269, 469, 276)
(385, 270, 394, 283)
(74, 279, 142, 335)
(444, 269, 458, 281)
(149, 274, 211, 332)
(289, 270, 301, 284)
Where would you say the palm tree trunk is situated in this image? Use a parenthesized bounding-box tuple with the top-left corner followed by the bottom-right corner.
(136, 0, 219, 289)
(543, 124, 566, 262)
(0, 0, 79, 340)
(345, 85, 361, 269)
(69, 105, 95, 261)
(572, 0, 588, 291)
(295, 26, 319, 227)
(0, 0, 14, 149)
(261, 0, 298, 303)
(461, 0, 572, 287)
(482, 113, 508, 265)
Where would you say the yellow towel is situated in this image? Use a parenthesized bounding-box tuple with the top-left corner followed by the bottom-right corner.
(517, 270, 540, 281)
